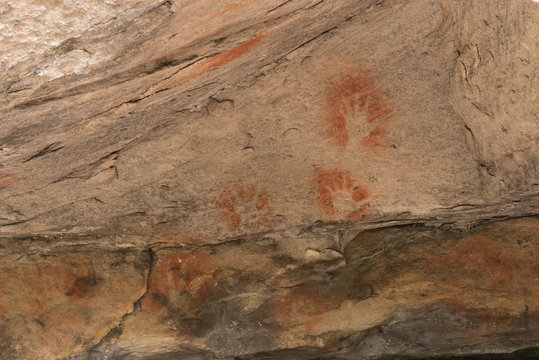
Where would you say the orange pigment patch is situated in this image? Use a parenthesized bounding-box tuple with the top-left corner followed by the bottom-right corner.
(217, 182, 273, 232)
(17, 262, 96, 323)
(145, 30, 269, 96)
(421, 234, 539, 317)
(206, 32, 267, 70)
(361, 123, 385, 148)
(325, 69, 394, 151)
(427, 235, 523, 291)
(313, 169, 369, 220)
(143, 251, 217, 312)
(36, 264, 94, 306)
(0, 172, 19, 187)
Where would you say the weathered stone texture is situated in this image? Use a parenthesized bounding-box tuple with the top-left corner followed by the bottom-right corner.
(0, 0, 537, 358)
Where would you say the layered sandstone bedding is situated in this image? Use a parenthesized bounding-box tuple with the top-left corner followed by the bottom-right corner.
(0, 0, 537, 359)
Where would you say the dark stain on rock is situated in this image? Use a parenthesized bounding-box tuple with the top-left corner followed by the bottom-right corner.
(272, 275, 372, 333)
(65, 275, 97, 300)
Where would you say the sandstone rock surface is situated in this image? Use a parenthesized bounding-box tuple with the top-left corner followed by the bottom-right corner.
(0, 0, 538, 359)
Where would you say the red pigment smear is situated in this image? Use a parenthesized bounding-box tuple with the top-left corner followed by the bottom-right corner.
(206, 32, 267, 70)
(0, 172, 18, 187)
(325, 70, 394, 149)
(360, 123, 385, 148)
(148, 30, 269, 95)
(313, 169, 369, 220)
(217, 182, 273, 231)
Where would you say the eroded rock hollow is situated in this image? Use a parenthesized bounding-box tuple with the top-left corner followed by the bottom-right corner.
(0, 0, 538, 359)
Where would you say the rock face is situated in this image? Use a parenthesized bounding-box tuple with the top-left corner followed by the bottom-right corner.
(0, 0, 537, 359)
